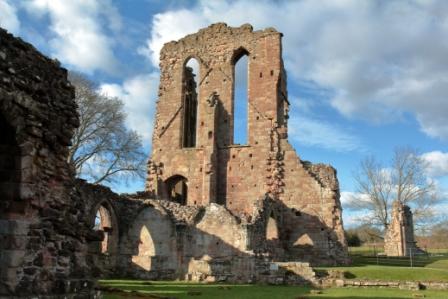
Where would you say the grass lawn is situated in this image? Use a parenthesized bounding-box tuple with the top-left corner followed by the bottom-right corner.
(99, 280, 448, 299)
(319, 264, 448, 281)
(322, 248, 448, 281)
(100, 249, 448, 298)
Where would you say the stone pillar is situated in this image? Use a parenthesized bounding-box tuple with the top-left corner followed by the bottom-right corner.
(384, 201, 420, 256)
(201, 92, 219, 204)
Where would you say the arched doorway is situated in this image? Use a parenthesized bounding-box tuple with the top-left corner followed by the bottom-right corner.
(165, 175, 188, 205)
(92, 202, 118, 255)
(90, 201, 119, 276)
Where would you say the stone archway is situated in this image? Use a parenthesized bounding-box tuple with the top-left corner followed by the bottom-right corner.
(165, 175, 188, 205)
(89, 200, 119, 275)
(128, 205, 177, 279)
(92, 204, 118, 254)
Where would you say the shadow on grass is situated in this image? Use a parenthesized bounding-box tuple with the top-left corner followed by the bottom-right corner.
(100, 280, 312, 299)
(100, 281, 448, 299)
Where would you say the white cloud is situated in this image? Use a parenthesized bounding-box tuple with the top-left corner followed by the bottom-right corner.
(0, 0, 20, 34)
(421, 151, 448, 177)
(99, 73, 159, 148)
(23, 0, 121, 74)
(340, 191, 372, 206)
(289, 115, 362, 152)
(142, 0, 448, 141)
(138, 9, 208, 66)
(340, 191, 357, 206)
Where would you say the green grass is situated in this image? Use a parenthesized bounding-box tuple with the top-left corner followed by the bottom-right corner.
(99, 248, 448, 298)
(348, 246, 385, 256)
(348, 246, 448, 256)
(320, 247, 448, 281)
(320, 264, 448, 281)
(99, 280, 448, 299)
(100, 280, 310, 299)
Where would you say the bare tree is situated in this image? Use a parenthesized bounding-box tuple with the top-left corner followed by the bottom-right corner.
(68, 72, 146, 185)
(348, 147, 440, 231)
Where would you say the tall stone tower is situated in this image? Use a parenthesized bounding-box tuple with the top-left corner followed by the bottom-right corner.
(146, 23, 347, 263)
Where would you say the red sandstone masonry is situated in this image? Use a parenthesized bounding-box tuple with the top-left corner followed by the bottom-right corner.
(146, 23, 348, 265)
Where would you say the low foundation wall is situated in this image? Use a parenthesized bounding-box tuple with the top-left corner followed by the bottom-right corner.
(184, 260, 318, 285)
(323, 279, 448, 291)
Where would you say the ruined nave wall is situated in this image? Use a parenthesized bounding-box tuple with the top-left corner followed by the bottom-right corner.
(146, 23, 348, 264)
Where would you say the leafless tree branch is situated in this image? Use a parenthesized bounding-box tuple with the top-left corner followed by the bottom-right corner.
(68, 72, 147, 186)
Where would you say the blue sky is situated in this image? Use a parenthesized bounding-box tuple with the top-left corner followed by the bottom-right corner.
(2, 0, 447, 227)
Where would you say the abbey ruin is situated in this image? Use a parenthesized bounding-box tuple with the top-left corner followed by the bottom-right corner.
(0, 23, 348, 298)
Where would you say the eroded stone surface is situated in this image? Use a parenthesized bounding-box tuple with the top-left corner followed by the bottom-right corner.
(76, 181, 322, 284)
(0, 28, 98, 298)
(384, 201, 422, 257)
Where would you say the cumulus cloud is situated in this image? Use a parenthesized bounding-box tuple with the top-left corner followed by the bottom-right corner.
(99, 73, 159, 148)
(23, 0, 121, 74)
(289, 115, 362, 152)
(138, 8, 208, 66)
(340, 191, 356, 206)
(287, 95, 363, 152)
(421, 151, 448, 177)
(340, 191, 373, 207)
(141, 0, 448, 141)
(0, 0, 20, 34)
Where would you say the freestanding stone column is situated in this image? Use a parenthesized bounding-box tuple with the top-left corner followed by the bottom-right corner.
(384, 201, 420, 256)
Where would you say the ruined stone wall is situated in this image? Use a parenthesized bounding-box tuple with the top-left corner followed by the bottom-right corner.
(75, 180, 317, 284)
(0, 28, 97, 297)
(384, 201, 420, 256)
(74, 180, 121, 277)
(146, 23, 348, 265)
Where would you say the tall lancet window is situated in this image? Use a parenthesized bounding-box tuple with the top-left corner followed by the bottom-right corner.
(182, 58, 199, 148)
(233, 50, 248, 145)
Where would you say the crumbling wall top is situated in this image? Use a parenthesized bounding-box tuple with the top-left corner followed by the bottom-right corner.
(161, 22, 282, 56)
(0, 28, 78, 149)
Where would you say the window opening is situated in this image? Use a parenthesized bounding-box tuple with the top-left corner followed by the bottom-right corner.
(182, 58, 199, 147)
(233, 51, 248, 145)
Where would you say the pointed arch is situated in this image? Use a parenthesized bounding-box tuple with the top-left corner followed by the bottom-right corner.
(232, 48, 249, 144)
(91, 200, 119, 255)
(182, 57, 200, 148)
(129, 205, 177, 274)
(232, 48, 249, 145)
